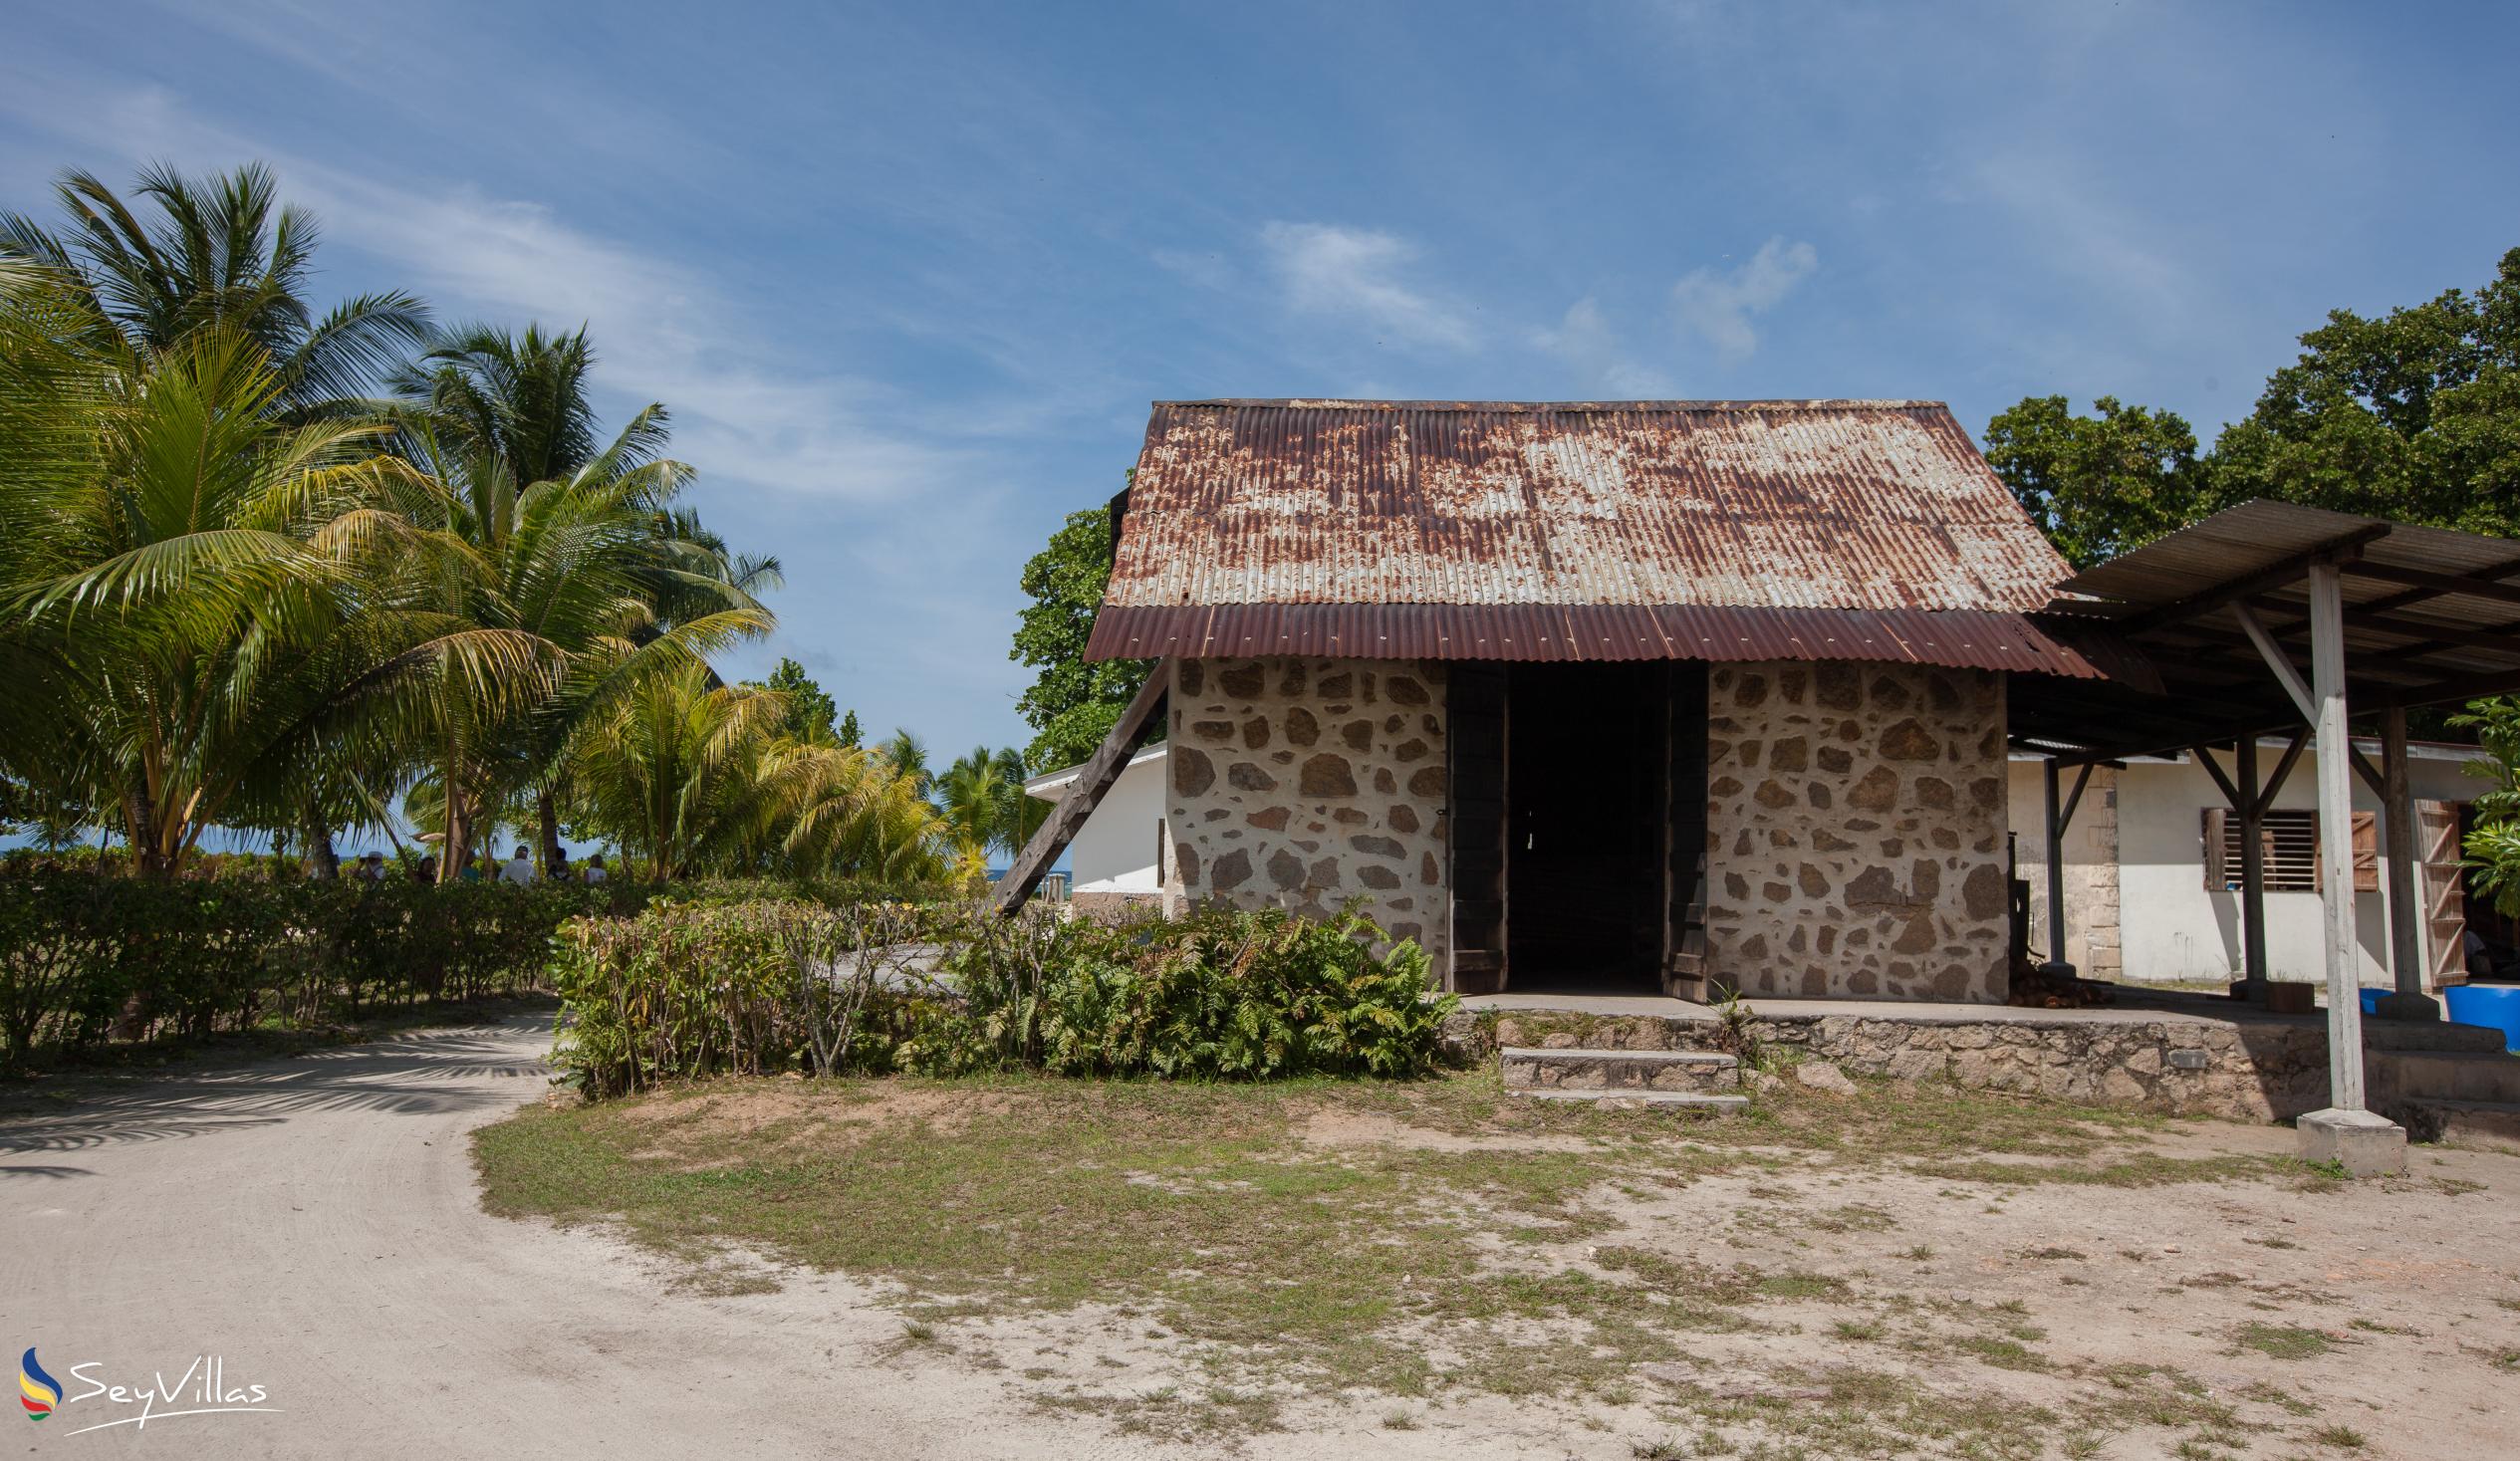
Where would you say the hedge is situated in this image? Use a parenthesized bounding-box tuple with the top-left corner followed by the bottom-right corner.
(548, 899, 1457, 1096)
(0, 863, 958, 1070)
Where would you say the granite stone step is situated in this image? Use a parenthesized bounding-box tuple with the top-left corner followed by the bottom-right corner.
(2382, 1097, 2520, 1155)
(2363, 1020, 2509, 1054)
(1507, 1088, 1751, 1114)
(2368, 1049, 2520, 1104)
(1499, 1046, 1740, 1094)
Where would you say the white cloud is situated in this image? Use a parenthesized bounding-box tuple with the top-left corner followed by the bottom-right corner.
(1535, 297, 1678, 397)
(0, 73, 985, 505)
(1670, 236, 1819, 359)
(1257, 221, 1476, 354)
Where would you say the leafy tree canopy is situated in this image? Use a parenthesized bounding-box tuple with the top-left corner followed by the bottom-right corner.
(1010, 497, 1153, 771)
(1985, 246, 2520, 567)
(1982, 395, 2210, 570)
(750, 657, 838, 743)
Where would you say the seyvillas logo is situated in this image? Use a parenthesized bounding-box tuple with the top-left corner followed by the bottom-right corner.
(14, 1349, 282, 1436)
(19, 1348, 59, 1421)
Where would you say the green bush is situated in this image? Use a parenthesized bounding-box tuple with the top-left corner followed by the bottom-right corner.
(548, 899, 947, 1096)
(545, 898, 1456, 1096)
(917, 902, 1453, 1081)
(0, 860, 957, 1072)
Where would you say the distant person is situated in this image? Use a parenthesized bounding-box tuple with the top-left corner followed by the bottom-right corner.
(415, 854, 439, 883)
(552, 847, 570, 881)
(357, 852, 387, 881)
(582, 853, 609, 884)
(500, 847, 535, 885)
(458, 858, 484, 882)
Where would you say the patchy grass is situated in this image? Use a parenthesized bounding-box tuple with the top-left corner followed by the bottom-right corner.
(473, 1067, 2488, 1452)
(2232, 1323, 2339, 1360)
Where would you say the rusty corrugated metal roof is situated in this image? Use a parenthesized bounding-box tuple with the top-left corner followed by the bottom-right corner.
(1089, 399, 2090, 672)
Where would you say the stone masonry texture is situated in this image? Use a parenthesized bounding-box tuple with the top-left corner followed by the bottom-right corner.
(1166, 657, 1449, 973)
(1703, 661, 2010, 1002)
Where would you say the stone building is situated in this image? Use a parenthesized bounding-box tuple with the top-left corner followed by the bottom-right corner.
(1030, 399, 2110, 1004)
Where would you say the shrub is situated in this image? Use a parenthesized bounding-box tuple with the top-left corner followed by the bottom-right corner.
(548, 900, 948, 1096)
(0, 859, 957, 1072)
(546, 899, 1455, 1096)
(916, 902, 1454, 1081)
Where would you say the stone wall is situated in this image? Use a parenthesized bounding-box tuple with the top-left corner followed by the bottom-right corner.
(1166, 657, 1449, 970)
(1460, 1009, 2334, 1123)
(1704, 661, 2010, 1002)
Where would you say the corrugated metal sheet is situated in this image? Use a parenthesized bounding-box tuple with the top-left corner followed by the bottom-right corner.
(1089, 603, 2108, 676)
(1091, 398, 2085, 671)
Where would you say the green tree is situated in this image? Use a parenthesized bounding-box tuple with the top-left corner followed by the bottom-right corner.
(0, 162, 428, 417)
(836, 708, 862, 748)
(2210, 246, 2520, 537)
(1981, 395, 2213, 570)
(751, 657, 838, 743)
(0, 316, 528, 875)
(566, 660, 945, 881)
(1011, 500, 1153, 770)
(397, 324, 775, 874)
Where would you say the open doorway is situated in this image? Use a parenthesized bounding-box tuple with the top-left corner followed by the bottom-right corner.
(1503, 661, 1669, 991)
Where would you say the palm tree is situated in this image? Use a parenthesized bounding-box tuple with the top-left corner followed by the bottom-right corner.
(0, 162, 428, 417)
(386, 410, 771, 880)
(0, 313, 540, 874)
(566, 662, 946, 881)
(935, 746, 1048, 864)
(396, 324, 778, 872)
(1, 164, 436, 864)
(878, 729, 932, 798)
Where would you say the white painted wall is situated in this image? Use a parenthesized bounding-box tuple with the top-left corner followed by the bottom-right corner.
(1027, 745, 1169, 894)
(2009, 743, 2488, 987)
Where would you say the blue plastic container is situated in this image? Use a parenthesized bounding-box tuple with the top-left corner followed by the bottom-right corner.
(2358, 987, 2386, 1017)
(2445, 985, 2520, 1054)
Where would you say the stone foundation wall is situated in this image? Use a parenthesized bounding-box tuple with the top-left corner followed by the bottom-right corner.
(1460, 1009, 2334, 1122)
(1704, 661, 2010, 1002)
(1166, 657, 1449, 970)
(1069, 890, 1163, 921)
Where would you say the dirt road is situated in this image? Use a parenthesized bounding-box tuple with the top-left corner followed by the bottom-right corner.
(0, 1016, 1194, 1460)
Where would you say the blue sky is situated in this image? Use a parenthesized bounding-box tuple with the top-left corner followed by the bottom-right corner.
(5, 1, 2517, 762)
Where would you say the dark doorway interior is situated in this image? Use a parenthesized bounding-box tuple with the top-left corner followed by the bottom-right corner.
(1504, 662, 1667, 991)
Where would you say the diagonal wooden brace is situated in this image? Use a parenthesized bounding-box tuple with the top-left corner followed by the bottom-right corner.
(994, 663, 1171, 915)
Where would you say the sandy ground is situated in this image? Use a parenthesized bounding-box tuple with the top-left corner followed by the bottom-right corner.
(4, 1017, 2517, 1459)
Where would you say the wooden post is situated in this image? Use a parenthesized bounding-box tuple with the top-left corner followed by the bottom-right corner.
(2236, 736, 2267, 995)
(2307, 562, 2368, 1111)
(2044, 758, 2068, 967)
(993, 666, 1170, 915)
(2376, 707, 2441, 1019)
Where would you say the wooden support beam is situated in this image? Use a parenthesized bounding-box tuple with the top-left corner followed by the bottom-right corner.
(2114, 525, 2390, 634)
(2043, 758, 2068, 967)
(2233, 602, 2317, 722)
(993, 665, 1170, 915)
(2237, 737, 2267, 990)
(2257, 727, 2309, 818)
(2192, 744, 2243, 811)
(2341, 558, 2520, 609)
(2381, 707, 2429, 1009)
(2307, 561, 2370, 1112)
(2348, 742, 2387, 799)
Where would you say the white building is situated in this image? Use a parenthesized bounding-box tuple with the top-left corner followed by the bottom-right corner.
(1031, 732, 2500, 988)
(2008, 738, 2489, 990)
(1023, 742, 1174, 914)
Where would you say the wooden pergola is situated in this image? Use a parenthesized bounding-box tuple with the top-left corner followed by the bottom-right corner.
(2011, 502, 2520, 1156)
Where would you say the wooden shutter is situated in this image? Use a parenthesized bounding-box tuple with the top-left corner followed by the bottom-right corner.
(1445, 663, 1508, 993)
(2202, 807, 2228, 889)
(1661, 660, 1710, 1001)
(2418, 800, 2468, 986)
(2350, 812, 2379, 892)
